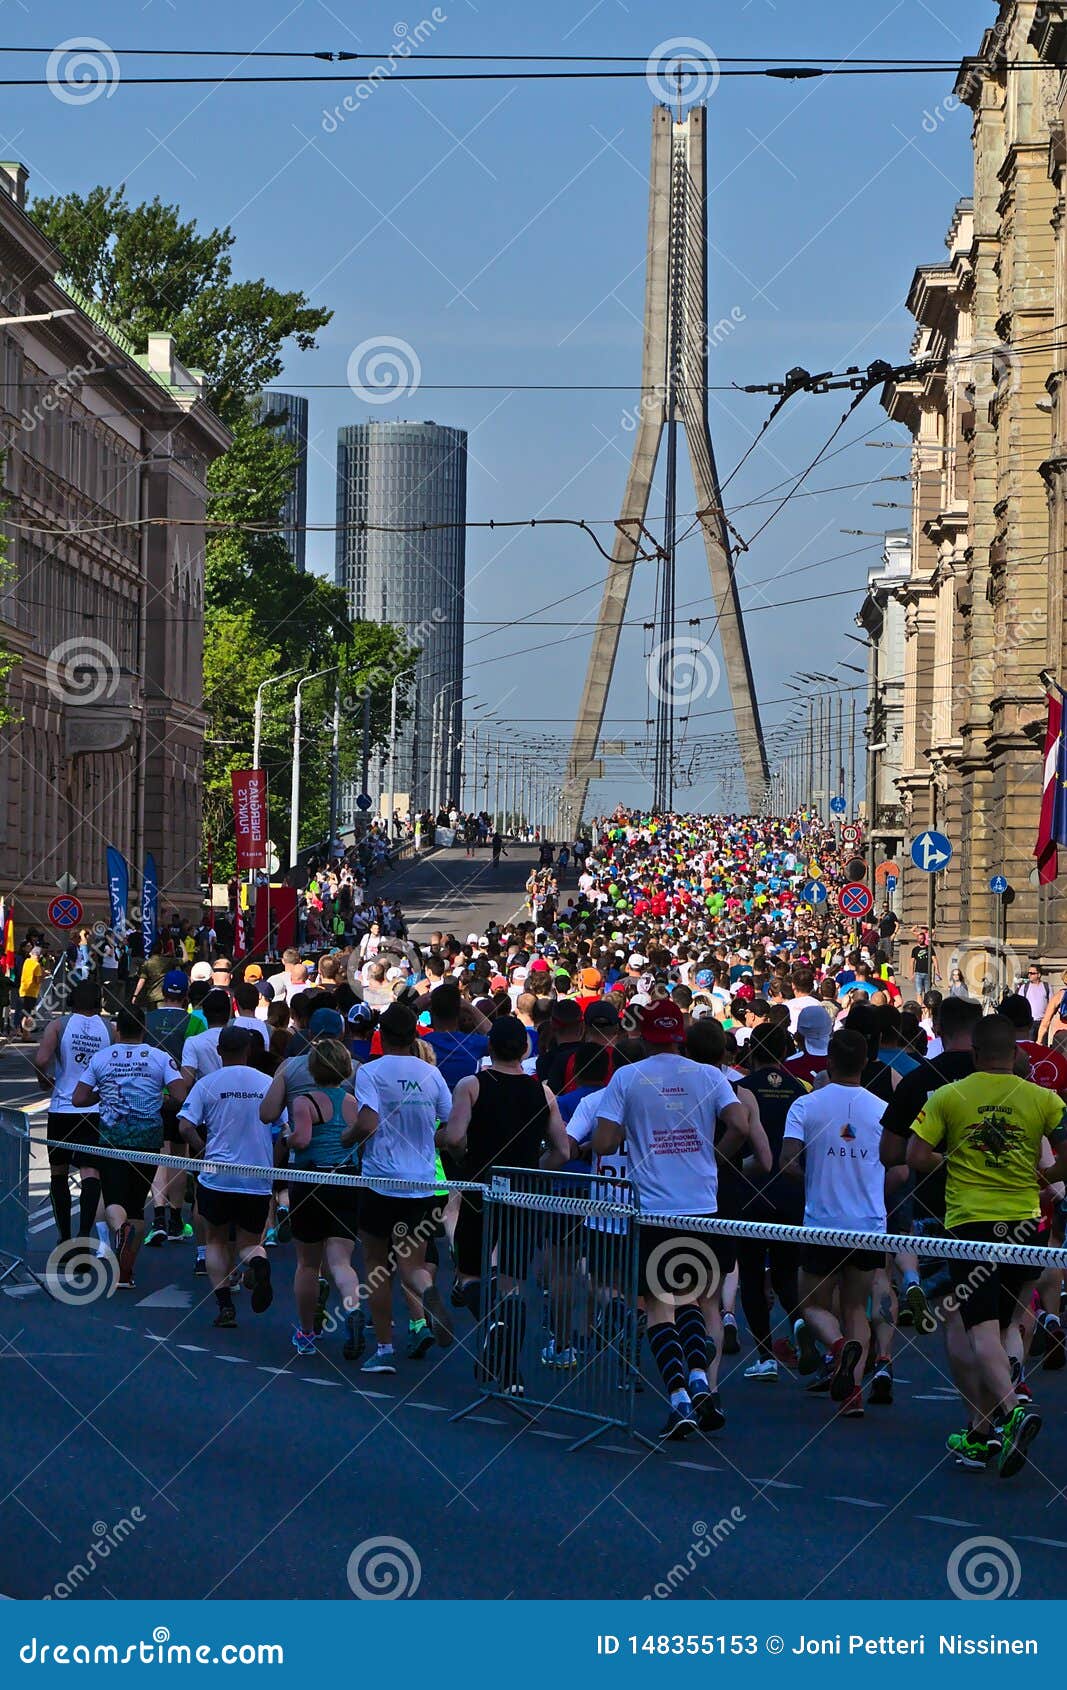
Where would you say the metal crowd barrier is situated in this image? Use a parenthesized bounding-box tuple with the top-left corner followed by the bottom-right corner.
(450, 1167, 644, 1451)
(0, 1107, 34, 1286)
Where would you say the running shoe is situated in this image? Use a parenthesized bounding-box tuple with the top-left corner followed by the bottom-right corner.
(805, 1359, 834, 1394)
(343, 1309, 366, 1362)
(407, 1321, 435, 1360)
(263, 1227, 278, 1248)
(743, 1357, 778, 1380)
(167, 1212, 189, 1241)
(690, 1389, 726, 1432)
(274, 1206, 292, 1245)
(144, 1224, 168, 1248)
(115, 1222, 137, 1288)
(313, 1275, 330, 1335)
(658, 1402, 697, 1442)
(213, 1304, 237, 1329)
(772, 1338, 798, 1369)
(1041, 1313, 1066, 1372)
(361, 1349, 398, 1375)
(838, 1388, 864, 1419)
(722, 1314, 740, 1355)
(422, 1283, 455, 1348)
(249, 1257, 273, 1315)
(946, 1427, 992, 1470)
(828, 1338, 863, 1404)
(291, 1328, 316, 1358)
(997, 1405, 1042, 1479)
(193, 1255, 208, 1277)
(903, 1281, 937, 1336)
(868, 1360, 893, 1406)
(1009, 1357, 1034, 1403)
(793, 1318, 822, 1376)
(540, 1339, 578, 1368)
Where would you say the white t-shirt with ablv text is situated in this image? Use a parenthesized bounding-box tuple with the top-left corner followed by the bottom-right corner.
(783, 1081, 886, 1234)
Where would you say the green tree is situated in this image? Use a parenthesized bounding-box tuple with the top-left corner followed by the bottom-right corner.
(30, 188, 418, 871)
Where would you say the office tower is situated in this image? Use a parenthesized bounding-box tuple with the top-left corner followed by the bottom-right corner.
(335, 420, 467, 823)
(256, 391, 309, 572)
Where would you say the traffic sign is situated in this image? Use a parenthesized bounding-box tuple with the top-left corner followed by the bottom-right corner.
(910, 830, 953, 873)
(842, 824, 861, 845)
(838, 881, 874, 919)
(990, 874, 1010, 896)
(356, 793, 373, 811)
(802, 881, 828, 906)
(884, 874, 898, 893)
(829, 796, 846, 815)
(48, 894, 83, 929)
(874, 860, 900, 885)
(55, 872, 78, 895)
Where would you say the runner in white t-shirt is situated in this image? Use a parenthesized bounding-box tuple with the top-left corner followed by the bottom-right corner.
(72, 1007, 187, 1288)
(34, 980, 112, 1249)
(594, 1001, 756, 1442)
(180, 989, 231, 1085)
(781, 1027, 887, 1419)
(179, 1025, 280, 1330)
(349, 1003, 455, 1373)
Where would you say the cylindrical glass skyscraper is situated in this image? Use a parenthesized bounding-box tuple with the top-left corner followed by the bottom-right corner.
(335, 420, 467, 824)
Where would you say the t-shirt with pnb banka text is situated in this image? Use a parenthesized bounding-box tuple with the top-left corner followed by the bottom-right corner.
(596, 1054, 737, 1215)
(912, 1070, 1067, 1229)
(179, 1067, 282, 1196)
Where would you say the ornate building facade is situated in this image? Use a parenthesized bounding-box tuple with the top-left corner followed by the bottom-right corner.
(878, 3, 1067, 964)
(0, 162, 229, 927)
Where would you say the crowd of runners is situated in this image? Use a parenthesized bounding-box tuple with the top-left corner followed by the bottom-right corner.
(31, 808, 1067, 1478)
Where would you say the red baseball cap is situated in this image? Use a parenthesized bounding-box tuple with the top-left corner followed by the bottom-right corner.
(640, 1001, 686, 1046)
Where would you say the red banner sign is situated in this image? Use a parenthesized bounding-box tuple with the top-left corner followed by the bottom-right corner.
(231, 769, 268, 870)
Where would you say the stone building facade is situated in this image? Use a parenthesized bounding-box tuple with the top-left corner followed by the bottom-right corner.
(878, 3, 1067, 966)
(0, 163, 229, 929)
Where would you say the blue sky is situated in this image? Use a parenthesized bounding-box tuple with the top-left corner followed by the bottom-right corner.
(6, 2, 984, 811)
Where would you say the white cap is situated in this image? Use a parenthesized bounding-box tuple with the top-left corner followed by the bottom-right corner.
(466, 933, 479, 945)
(190, 961, 212, 982)
(627, 953, 647, 969)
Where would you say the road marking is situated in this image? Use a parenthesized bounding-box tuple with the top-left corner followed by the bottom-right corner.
(409, 1402, 448, 1412)
(829, 1496, 885, 1510)
(677, 1460, 720, 1473)
(916, 1515, 979, 1529)
(1015, 1534, 1067, 1550)
(215, 1355, 248, 1365)
(135, 1285, 192, 1309)
(753, 1479, 801, 1490)
(299, 1377, 340, 1387)
(257, 1366, 291, 1375)
(530, 1429, 569, 1440)
(175, 1343, 209, 1353)
(466, 1414, 505, 1426)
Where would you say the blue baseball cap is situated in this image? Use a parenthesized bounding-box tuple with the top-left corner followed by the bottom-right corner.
(308, 1008, 345, 1039)
(347, 1002, 374, 1026)
(162, 969, 188, 995)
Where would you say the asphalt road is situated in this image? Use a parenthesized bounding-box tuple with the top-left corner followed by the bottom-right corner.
(0, 847, 1063, 1602)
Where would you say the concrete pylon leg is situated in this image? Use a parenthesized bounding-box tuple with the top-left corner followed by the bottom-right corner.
(558, 413, 663, 837)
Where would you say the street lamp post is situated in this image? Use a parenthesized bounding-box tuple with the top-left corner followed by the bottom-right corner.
(289, 667, 337, 871)
(386, 678, 399, 840)
(253, 666, 304, 775)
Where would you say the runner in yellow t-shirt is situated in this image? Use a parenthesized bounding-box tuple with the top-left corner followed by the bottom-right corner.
(909, 1013, 1067, 1478)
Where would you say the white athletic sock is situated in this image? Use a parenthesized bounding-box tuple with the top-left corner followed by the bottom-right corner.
(669, 1388, 691, 1410)
(688, 1368, 709, 1392)
(377, 1343, 394, 1357)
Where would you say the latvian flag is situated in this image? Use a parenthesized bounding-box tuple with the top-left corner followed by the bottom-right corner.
(1035, 687, 1067, 884)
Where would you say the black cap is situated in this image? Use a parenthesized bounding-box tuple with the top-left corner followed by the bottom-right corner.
(380, 1002, 418, 1043)
(584, 998, 620, 1029)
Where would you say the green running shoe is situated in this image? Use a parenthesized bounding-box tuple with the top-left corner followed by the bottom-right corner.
(945, 1426, 992, 1469)
(997, 1405, 1042, 1479)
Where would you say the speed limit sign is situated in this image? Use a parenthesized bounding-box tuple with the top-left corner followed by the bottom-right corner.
(842, 824, 861, 845)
